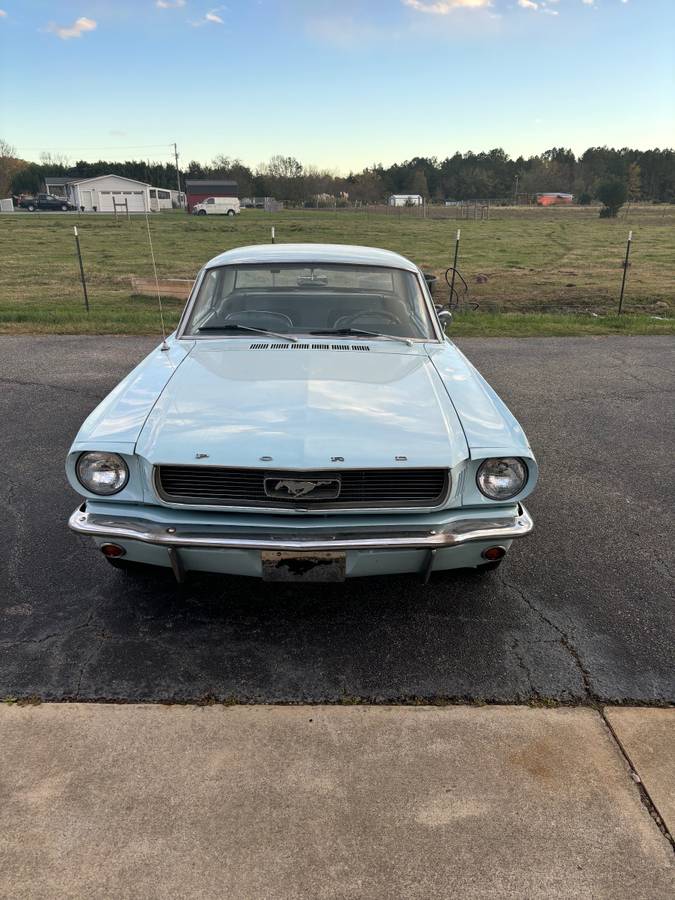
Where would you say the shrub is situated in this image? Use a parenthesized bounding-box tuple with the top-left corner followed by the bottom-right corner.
(10, 163, 43, 196)
(596, 178, 627, 218)
(578, 191, 592, 206)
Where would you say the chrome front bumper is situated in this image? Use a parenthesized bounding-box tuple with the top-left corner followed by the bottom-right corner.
(69, 503, 533, 552)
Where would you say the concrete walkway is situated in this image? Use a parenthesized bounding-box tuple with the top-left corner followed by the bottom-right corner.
(0, 705, 672, 899)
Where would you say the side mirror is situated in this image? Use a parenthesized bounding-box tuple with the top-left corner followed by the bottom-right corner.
(423, 272, 438, 292)
(438, 310, 453, 329)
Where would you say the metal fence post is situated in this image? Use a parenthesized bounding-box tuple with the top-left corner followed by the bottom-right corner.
(618, 230, 632, 315)
(449, 229, 460, 305)
(73, 226, 90, 313)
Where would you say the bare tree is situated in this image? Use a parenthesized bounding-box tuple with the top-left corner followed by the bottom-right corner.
(627, 163, 642, 202)
(0, 138, 16, 158)
(39, 151, 71, 168)
(0, 138, 21, 197)
(264, 155, 303, 179)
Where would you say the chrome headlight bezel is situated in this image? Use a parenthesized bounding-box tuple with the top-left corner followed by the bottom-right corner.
(76, 451, 129, 496)
(476, 457, 528, 501)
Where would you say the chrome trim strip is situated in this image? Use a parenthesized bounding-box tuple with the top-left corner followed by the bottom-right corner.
(414, 267, 445, 343)
(69, 503, 533, 551)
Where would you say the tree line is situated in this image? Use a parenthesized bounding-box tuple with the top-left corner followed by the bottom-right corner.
(2, 141, 674, 205)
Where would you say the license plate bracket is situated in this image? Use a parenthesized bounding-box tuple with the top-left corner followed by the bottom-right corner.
(261, 550, 346, 582)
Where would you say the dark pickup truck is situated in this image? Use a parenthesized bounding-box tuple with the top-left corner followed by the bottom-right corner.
(19, 194, 76, 212)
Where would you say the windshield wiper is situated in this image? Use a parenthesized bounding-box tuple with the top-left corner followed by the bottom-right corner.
(197, 324, 297, 343)
(310, 328, 412, 346)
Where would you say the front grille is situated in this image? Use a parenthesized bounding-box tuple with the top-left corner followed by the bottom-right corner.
(155, 466, 449, 510)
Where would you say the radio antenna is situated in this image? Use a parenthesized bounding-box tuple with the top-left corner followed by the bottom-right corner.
(144, 206, 169, 351)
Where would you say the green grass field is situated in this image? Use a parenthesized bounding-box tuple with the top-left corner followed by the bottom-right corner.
(1, 205, 673, 336)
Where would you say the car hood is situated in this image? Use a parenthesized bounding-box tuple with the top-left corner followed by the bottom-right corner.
(135, 343, 469, 469)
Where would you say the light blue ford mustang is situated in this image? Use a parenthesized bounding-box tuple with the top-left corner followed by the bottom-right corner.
(67, 244, 537, 583)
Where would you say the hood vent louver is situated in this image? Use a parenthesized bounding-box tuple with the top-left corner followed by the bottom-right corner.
(249, 343, 370, 352)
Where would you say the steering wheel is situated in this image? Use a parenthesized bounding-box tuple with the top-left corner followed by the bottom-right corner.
(335, 310, 402, 329)
(224, 309, 293, 328)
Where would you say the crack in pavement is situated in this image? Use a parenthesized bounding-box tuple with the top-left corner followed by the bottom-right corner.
(0, 376, 103, 399)
(499, 573, 594, 699)
(599, 710, 675, 852)
(650, 553, 675, 583)
(510, 637, 536, 698)
(1, 590, 108, 654)
(74, 628, 110, 699)
(604, 354, 672, 391)
(0, 616, 100, 651)
(1, 481, 30, 600)
(547, 388, 675, 404)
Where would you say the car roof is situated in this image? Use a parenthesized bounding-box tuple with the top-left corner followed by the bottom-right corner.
(203, 243, 419, 273)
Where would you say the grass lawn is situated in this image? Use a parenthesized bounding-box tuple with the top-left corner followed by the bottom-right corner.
(1, 205, 673, 336)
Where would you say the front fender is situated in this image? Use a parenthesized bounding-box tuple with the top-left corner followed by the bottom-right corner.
(70, 336, 193, 447)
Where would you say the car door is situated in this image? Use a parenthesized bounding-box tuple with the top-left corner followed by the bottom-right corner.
(205, 198, 216, 215)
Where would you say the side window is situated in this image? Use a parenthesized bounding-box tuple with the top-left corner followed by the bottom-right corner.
(202, 270, 219, 307)
(191, 270, 220, 329)
(206, 198, 215, 205)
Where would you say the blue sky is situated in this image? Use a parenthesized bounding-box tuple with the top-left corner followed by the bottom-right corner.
(1, 0, 673, 172)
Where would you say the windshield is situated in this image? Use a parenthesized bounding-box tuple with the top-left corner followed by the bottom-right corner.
(182, 263, 436, 340)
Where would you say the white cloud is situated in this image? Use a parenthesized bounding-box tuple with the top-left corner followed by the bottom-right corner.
(518, 0, 561, 12)
(47, 17, 97, 40)
(190, 7, 226, 26)
(156, 0, 186, 8)
(402, 0, 492, 14)
(581, 0, 595, 5)
(0, 10, 7, 18)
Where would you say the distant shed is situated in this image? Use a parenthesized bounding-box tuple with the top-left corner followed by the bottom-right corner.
(186, 179, 238, 212)
(536, 192, 574, 207)
(388, 194, 423, 207)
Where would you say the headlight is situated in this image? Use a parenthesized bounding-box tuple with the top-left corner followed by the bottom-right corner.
(76, 452, 129, 495)
(476, 457, 528, 501)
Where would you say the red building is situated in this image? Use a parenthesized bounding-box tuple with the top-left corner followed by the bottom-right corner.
(185, 179, 238, 213)
(536, 192, 574, 207)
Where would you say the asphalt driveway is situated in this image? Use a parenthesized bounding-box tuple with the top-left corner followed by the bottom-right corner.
(0, 335, 673, 703)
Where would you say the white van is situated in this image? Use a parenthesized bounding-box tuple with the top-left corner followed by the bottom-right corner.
(192, 197, 241, 216)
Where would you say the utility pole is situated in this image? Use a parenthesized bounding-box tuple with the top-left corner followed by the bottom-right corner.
(173, 142, 182, 206)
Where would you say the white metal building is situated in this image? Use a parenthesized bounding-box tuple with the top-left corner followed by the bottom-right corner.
(388, 194, 423, 207)
(148, 187, 184, 210)
(44, 174, 158, 212)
